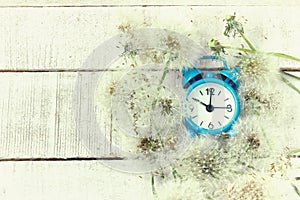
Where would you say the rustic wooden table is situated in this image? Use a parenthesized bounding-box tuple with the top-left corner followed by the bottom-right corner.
(0, 1, 299, 199)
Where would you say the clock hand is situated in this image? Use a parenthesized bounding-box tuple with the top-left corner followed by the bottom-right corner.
(206, 89, 214, 113)
(200, 101, 208, 107)
(192, 98, 208, 107)
(208, 90, 213, 106)
(214, 106, 228, 109)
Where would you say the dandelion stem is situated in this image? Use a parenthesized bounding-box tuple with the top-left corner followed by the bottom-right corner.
(281, 76, 300, 94)
(151, 174, 157, 196)
(159, 65, 169, 85)
(230, 170, 246, 175)
(282, 71, 300, 81)
(237, 29, 256, 51)
(291, 184, 300, 197)
(129, 52, 138, 67)
(222, 45, 300, 62)
(266, 52, 300, 62)
(287, 148, 300, 155)
(152, 60, 171, 107)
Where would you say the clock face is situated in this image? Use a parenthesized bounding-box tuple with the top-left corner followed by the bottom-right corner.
(184, 82, 239, 132)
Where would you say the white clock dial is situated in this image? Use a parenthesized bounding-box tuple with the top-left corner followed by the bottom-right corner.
(185, 82, 237, 130)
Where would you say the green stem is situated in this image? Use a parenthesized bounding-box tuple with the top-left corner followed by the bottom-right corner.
(152, 60, 171, 107)
(281, 76, 300, 94)
(151, 174, 157, 196)
(222, 46, 300, 62)
(265, 52, 300, 62)
(129, 52, 138, 67)
(159, 65, 169, 85)
(237, 30, 256, 51)
(282, 71, 300, 81)
(291, 184, 300, 197)
(287, 148, 300, 155)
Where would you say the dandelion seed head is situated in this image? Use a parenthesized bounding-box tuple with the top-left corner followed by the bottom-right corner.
(177, 136, 231, 180)
(238, 55, 271, 76)
(165, 35, 181, 50)
(223, 175, 265, 200)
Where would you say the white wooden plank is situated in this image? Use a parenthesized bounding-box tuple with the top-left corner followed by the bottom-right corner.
(0, 6, 298, 159)
(0, 0, 299, 6)
(0, 73, 57, 158)
(0, 72, 116, 158)
(0, 6, 300, 70)
(0, 4, 299, 200)
(0, 161, 153, 200)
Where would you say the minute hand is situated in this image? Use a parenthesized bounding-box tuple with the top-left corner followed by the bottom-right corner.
(214, 106, 229, 109)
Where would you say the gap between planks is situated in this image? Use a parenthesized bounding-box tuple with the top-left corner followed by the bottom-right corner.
(0, 67, 224, 73)
(0, 68, 297, 73)
(0, 5, 289, 8)
(0, 157, 124, 162)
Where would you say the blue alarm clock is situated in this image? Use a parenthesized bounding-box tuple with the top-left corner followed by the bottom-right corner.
(182, 55, 240, 137)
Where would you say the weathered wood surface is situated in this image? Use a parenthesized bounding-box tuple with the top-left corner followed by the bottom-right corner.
(0, 161, 153, 200)
(0, 0, 299, 6)
(0, 4, 299, 157)
(0, 6, 300, 71)
(0, 3, 299, 200)
(0, 72, 299, 159)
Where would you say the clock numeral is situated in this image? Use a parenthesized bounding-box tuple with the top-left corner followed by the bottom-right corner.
(208, 122, 214, 129)
(199, 90, 203, 95)
(226, 104, 232, 112)
(206, 88, 215, 95)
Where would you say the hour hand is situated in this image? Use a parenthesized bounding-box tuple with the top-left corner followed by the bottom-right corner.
(192, 98, 208, 107)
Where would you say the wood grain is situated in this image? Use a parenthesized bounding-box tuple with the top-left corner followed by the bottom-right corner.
(0, 72, 117, 159)
(0, 6, 300, 71)
(0, 161, 153, 200)
(0, 0, 299, 7)
(0, 5, 299, 160)
(0, 4, 299, 200)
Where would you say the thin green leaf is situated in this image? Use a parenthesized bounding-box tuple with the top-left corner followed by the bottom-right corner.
(222, 46, 300, 62)
(282, 71, 300, 81)
(281, 76, 300, 94)
(159, 65, 169, 85)
(151, 174, 157, 196)
(265, 52, 300, 62)
(287, 148, 300, 155)
(238, 30, 256, 51)
(291, 184, 300, 197)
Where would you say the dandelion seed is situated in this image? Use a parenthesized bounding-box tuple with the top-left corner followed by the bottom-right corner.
(246, 133, 260, 149)
(109, 81, 116, 96)
(137, 136, 162, 153)
(118, 23, 132, 32)
(158, 97, 174, 116)
(165, 35, 181, 50)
